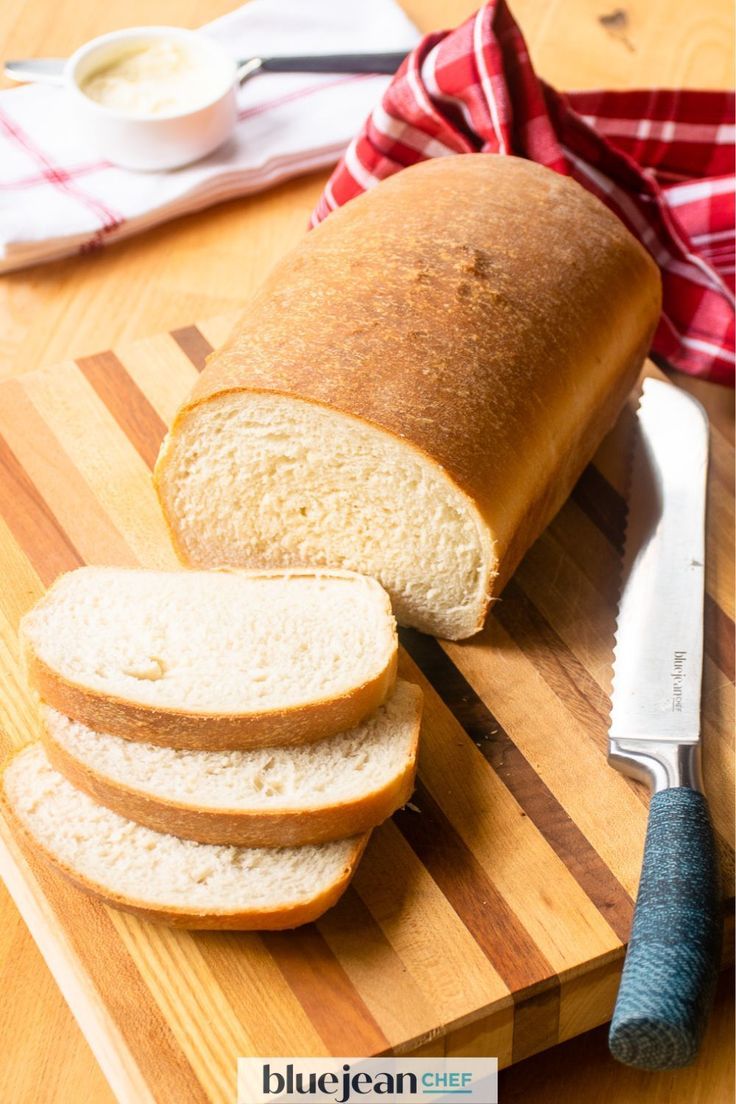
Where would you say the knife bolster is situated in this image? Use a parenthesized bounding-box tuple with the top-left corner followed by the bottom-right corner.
(608, 739, 703, 793)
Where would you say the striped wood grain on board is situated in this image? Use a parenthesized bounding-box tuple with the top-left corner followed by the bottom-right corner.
(0, 320, 733, 1104)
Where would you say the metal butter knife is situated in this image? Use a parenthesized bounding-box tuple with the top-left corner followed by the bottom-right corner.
(607, 377, 722, 1069)
(4, 51, 408, 87)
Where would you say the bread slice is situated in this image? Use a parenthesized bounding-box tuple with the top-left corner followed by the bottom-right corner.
(21, 566, 397, 749)
(155, 156, 661, 639)
(39, 680, 422, 847)
(2, 744, 368, 929)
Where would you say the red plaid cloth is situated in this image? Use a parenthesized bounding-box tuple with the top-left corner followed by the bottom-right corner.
(312, 1, 735, 385)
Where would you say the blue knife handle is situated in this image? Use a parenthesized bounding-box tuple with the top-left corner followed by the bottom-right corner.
(609, 787, 721, 1069)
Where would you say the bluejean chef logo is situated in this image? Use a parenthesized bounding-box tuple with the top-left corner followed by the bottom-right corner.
(237, 1058, 498, 1104)
(671, 650, 687, 712)
(264, 1064, 475, 1101)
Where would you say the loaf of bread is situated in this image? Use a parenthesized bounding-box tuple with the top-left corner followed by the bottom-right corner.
(21, 566, 397, 748)
(39, 680, 422, 847)
(155, 156, 661, 639)
(3, 744, 368, 929)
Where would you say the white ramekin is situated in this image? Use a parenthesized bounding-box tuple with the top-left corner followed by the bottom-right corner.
(65, 26, 238, 172)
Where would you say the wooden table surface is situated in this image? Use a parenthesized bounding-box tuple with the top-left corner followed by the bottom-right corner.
(0, 1, 733, 1101)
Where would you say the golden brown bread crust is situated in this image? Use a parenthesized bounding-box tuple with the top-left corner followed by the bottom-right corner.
(40, 703, 420, 847)
(156, 155, 661, 628)
(24, 646, 397, 750)
(1, 751, 370, 930)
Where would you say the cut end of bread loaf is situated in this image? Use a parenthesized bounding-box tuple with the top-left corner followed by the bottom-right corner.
(156, 395, 494, 639)
(40, 680, 423, 846)
(20, 566, 398, 748)
(2, 744, 368, 929)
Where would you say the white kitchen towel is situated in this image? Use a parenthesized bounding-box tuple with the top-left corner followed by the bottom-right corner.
(0, 0, 419, 273)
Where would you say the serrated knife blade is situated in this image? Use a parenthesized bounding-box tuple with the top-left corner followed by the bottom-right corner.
(609, 377, 707, 748)
(607, 377, 721, 1073)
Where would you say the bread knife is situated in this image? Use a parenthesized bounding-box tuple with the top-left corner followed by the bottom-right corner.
(607, 377, 722, 1069)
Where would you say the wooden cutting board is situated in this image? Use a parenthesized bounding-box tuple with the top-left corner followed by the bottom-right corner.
(0, 317, 733, 1104)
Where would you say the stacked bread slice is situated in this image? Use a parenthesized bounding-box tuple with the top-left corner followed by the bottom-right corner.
(2, 567, 422, 929)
